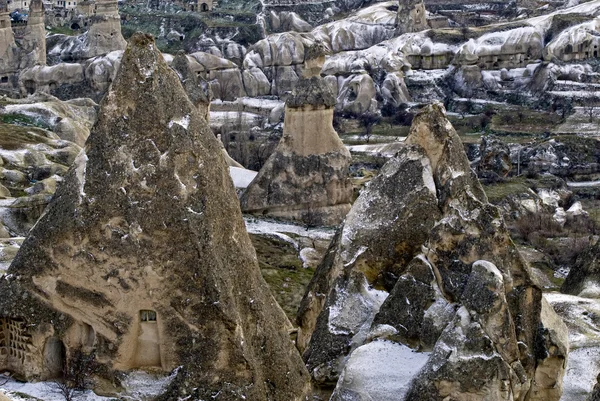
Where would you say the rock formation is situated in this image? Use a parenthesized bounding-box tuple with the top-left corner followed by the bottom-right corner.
(240, 75, 353, 226)
(396, 0, 428, 35)
(297, 102, 568, 400)
(0, 0, 18, 85)
(0, 33, 310, 401)
(561, 238, 600, 297)
(84, 0, 126, 58)
(171, 51, 214, 122)
(20, 0, 46, 68)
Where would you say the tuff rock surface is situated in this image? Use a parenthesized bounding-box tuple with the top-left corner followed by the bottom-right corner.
(240, 76, 353, 226)
(297, 102, 568, 400)
(0, 33, 310, 401)
(562, 238, 600, 297)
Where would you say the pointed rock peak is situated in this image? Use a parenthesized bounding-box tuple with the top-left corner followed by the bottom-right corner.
(3, 33, 310, 400)
(286, 76, 336, 108)
(405, 102, 459, 170)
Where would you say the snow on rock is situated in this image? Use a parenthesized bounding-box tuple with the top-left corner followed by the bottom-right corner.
(243, 216, 335, 241)
(229, 166, 258, 189)
(331, 340, 430, 401)
(313, 1, 398, 53)
(545, 293, 600, 401)
(566, 201, 587, 217)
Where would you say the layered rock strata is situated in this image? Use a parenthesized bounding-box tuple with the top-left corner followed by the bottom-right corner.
(0, 33, 310, 401)
(297, 102, 568, 400)
(240, 76, 353, 226)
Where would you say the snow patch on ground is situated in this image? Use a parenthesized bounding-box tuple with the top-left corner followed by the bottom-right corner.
(333, 340, 430, 401)
(243, 216, 335, 241)
(120, 369, 178, 400)
(0, 375, 112, 401)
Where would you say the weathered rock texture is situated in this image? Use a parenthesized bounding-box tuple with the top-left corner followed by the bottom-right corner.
(561, 238, 600, 297)
(0, 33, 310, 401)
(396, 0, 428, 35)
(297, 102, 568, 400)
(171, 51, 213, 122)
(240, 76, 353, 226)
(20, 0, 46, 68)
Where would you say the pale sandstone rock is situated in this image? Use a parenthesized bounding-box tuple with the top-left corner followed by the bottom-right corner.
(240, 76, 353, 226)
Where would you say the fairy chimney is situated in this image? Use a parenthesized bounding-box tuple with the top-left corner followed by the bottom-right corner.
(240, 75, 353, 226)
(0, 33, 310, 401)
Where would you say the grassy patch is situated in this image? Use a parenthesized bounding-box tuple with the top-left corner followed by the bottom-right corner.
(1, 114, 51, 130)
(251, 234, 315, 322)
(490, 109, 563, 135)
(482, 176, 530, 204)
(47, 25, 77, 36)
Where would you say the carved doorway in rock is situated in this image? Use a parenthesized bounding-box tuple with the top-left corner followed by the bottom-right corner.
(200, 2, 208, 11)
(43, 337, 66, 378)
(135, 310, 161, 368)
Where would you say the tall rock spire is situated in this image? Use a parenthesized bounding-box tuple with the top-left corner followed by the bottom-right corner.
(240, 73, 353, 226)
(396, 0, 428, 35)
(21, 0, 46, 67)
(0, 33, 310, 400)
(85, 0, 126, 58)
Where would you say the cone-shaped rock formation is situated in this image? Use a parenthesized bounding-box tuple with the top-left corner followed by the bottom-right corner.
(240, 76, 353, 226)
(0, 33, 310, 401)
(298, 103, 568, 400)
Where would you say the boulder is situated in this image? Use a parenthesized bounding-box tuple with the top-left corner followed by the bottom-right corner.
(240, 76, 353, 226)
(0, 33, 310, 400)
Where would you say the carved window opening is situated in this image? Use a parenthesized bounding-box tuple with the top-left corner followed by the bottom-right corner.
(0, 318, 31, 366)
(140, 310, 157, 322)
(0, 76, 8, 84)
(0, 21, 6, 28)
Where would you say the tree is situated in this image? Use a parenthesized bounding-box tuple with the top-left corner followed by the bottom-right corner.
(359, 112, 381, 143)
(584, 100, 599, 123)
(47, 348, 99, 401)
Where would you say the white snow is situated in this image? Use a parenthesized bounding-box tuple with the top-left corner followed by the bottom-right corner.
(0, 375, 112, 401)
(327, 276, 388, 338)
(228, 166, 258, 189)
(567, 180, 600, 188)
(73, 149, 88, 200)
(544, 292, 600, 400)
(243, 216, 335, 241)
(334, 340, 430, 401)
(167, 115, 190, 130)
